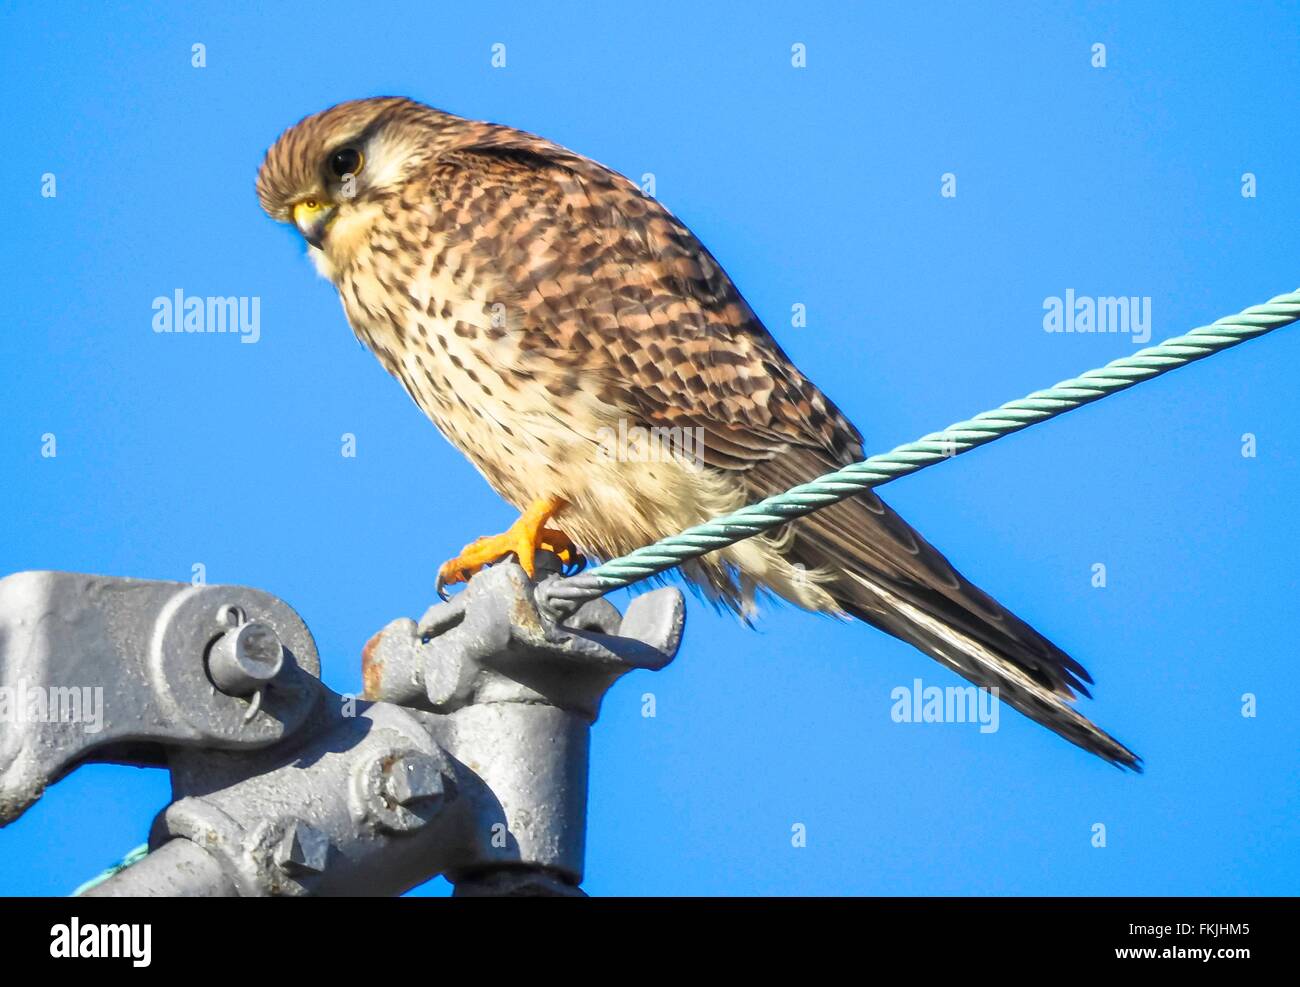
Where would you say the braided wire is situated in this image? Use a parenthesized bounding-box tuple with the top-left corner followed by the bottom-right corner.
(543, 290, 1300, 610)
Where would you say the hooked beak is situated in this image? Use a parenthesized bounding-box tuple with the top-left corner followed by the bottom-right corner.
(292, 199, 336, 249)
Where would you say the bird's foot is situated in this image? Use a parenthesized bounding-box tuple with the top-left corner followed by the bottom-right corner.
(537, 526, 586, 574)
(436, 496, 585, 599)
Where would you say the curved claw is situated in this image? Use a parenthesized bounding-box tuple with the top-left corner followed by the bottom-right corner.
(437, 548, 488, 599)
(537, 526, 586, 577)
(561, 552, 588, 577)
(436, 563, 472, 601)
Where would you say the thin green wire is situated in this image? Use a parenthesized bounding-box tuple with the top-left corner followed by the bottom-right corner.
(70, 842, 149, 896)
(543, 289, 1300, 611)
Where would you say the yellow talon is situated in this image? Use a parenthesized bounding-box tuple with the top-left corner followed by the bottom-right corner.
(538, 527, 580, 566)
(436, 496, 580, 596)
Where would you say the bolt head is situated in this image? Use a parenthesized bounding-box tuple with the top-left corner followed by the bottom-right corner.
(384, 752, 445, 806)
(273, 821, 330, 877)
(208, 620, 285, 695)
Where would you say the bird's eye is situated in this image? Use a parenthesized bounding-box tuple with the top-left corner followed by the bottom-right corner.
(329, 147, 363, 178)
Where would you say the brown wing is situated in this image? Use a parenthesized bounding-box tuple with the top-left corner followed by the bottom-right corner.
(422, 137, 860, 461)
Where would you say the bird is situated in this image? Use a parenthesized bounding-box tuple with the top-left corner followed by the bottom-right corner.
(257, 96, 1139, 769)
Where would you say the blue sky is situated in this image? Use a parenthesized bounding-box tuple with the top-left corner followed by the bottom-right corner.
(1, 1, 1297, 896)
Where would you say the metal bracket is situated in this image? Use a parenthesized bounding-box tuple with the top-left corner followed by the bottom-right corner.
(363, 555, 683, 719)
(0, 572, 321, 826)
(0, 559, 684, 895)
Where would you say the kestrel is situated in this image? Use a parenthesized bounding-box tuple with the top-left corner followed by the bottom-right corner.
(258, 97, 1139, 768)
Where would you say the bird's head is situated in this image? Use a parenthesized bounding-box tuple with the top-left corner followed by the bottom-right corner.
(256, 96, 450, 266)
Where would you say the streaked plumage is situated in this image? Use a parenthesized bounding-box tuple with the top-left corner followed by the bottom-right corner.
(258, 96, 1139, 769)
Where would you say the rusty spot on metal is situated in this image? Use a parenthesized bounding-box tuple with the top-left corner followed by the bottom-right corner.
(361, 630, 385, 699)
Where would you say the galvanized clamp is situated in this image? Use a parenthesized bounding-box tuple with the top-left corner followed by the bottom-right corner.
(0, 557, 684, 896)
